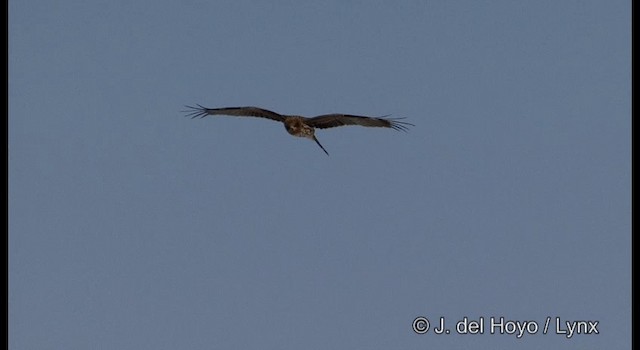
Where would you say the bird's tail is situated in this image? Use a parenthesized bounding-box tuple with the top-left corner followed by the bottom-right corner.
(313, 136, 329, 156)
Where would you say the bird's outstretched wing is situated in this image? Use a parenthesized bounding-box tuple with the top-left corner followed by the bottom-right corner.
(306, 114, 414, 132)
(183, 105, 286, 123)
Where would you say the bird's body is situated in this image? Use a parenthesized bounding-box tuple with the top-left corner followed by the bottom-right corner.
(183, 105, 413, 155)
(281, 116, 328, 154)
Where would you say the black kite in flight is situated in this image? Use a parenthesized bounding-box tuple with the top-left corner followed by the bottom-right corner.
(184, 105, 413, 155)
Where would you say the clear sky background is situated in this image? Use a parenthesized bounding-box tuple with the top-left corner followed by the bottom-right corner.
(9, 1, 630, 349)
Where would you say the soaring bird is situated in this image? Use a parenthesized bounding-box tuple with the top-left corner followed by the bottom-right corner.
(183, 105, 413, 155)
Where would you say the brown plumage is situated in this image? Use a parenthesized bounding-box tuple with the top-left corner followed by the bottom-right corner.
(183, 105, 413, 155)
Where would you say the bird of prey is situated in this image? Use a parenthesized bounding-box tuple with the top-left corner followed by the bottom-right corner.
(183, 105, 413, 155)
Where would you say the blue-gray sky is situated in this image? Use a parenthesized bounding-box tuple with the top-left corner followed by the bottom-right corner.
(9, 1, 630, 349)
